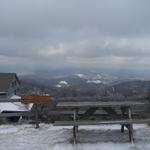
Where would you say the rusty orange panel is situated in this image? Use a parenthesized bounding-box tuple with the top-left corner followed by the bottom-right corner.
(21, 96, 51, 104)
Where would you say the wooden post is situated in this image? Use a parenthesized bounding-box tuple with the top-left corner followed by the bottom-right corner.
(73, 108, 78, 144)
(35, 104, 39, 129)
(121, 125, 124, 133)
(147, 87, 150, 126)
(121, 107, 126, 133)
(73, 126, 77, 144)
(127, 107, 133, 143)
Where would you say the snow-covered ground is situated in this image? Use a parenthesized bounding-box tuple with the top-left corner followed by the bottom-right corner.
(0, 124, 150, 150)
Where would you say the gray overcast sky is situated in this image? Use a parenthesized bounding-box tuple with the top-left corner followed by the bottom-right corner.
(0, 0, 150, 74)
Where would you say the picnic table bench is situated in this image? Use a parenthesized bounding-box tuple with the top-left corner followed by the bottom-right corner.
(54, 100, 149, 144)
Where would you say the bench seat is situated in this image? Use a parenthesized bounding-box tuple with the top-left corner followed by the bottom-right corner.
(54, 118, 150, 126)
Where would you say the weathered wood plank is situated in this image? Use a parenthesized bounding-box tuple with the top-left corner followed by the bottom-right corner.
(57, 101, 147, 108)
(0, 112, 33, 117)
(0, 99, 20, 102)
(46, 110, 146, 116)
(53, 119, 150, 126)
(55, 97, 147, 102)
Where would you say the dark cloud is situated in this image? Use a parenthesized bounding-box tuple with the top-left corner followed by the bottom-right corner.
(0, 0, 150, 74)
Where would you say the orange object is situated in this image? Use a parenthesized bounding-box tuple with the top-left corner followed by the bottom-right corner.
(21, 96, 51, 104)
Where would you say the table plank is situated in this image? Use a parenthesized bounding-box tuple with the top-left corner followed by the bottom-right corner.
(57, 101, 147, 108)
(55, 97, 146, 101)
(54, 118, 150, 126)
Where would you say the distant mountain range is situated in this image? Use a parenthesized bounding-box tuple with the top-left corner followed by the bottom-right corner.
(18, 71, 150, 98)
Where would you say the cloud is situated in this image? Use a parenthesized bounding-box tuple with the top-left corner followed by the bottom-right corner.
(0, 0, 150, 74)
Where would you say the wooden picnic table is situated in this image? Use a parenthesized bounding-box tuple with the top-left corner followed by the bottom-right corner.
(55, 101, 148, 143)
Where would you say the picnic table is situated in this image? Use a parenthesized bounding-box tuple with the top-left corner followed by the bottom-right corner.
(54, 100, 148, 144)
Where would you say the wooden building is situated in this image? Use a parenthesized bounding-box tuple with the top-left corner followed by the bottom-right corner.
(0, 73, 20, 99)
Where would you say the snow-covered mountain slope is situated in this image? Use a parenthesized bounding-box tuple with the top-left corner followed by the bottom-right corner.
(87, 80, 102, 84)
(56, 81, 69, 88)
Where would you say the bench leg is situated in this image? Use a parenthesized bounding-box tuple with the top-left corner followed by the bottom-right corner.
(121, 125, 124, 133)
(129, 124, 133, 143)
(127, 107, 133, 143)
(73, 126, 77, 144)
(73, 108, 78, 144)
(121, 107, 126, 133)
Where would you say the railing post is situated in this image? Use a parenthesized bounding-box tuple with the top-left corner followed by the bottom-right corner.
(127, 107, 133, 143)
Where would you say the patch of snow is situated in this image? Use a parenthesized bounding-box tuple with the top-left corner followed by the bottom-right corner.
(0, 95, 32, 112)
(75, 74, 85, 78)
(89, 74, 102, 80)
(0, 102, 32, 112)
(87, 80, 102, 84)
(59, 81, 68, 85)
(56, 84, 62, 88)
(56, 81, 69, 88)
(26, 103, 33, 110)
(0, 126, 19, 134)
(96, 74, 102, 79)
(10, 95, 21, 100)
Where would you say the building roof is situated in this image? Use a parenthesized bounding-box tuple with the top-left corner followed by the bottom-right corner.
(0, 73, 20, 92)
